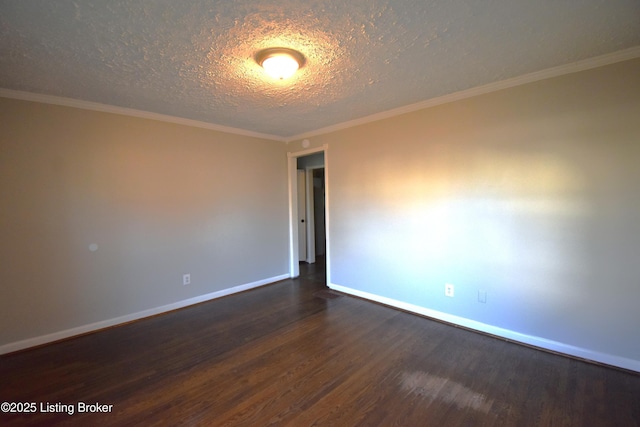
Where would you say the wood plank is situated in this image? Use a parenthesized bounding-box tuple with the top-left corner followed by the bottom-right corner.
(1, 261, 639, 426)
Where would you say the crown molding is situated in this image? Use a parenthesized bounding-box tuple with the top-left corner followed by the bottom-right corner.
(0, 89, 286, 142)
(2, 46, 638, 144)
(285, 45, 640, 142)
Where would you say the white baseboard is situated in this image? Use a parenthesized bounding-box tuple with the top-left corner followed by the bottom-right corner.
(329, 283, 640, 373)
(0, 274, 289, 355)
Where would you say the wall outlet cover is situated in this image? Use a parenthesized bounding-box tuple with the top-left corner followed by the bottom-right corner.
(478, 290, 487, 303)
(445, 283, 454, 297)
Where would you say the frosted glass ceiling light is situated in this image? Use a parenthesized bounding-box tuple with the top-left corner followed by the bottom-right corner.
(255, 48, 305, 80)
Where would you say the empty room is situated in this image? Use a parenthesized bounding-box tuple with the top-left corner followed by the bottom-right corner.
(1, 1, 639, 425)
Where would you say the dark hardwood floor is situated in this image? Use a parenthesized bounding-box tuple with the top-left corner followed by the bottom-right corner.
(1, 258, 639, 426)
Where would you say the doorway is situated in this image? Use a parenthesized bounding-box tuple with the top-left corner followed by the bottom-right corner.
(297, 156, 325, 264)
(298, 166, 326, 264)
(287, 146, 329, 283)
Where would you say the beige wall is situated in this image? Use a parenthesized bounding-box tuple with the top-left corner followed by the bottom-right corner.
(289, 58, 640, 370)
(3, 57, 640, 370)
(0, 99, 289, 348)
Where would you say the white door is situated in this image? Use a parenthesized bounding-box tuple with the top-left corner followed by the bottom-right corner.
(297, 169, 307, 261)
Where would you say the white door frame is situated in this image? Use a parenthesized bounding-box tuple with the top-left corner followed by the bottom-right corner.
(287, 144, 329, 282)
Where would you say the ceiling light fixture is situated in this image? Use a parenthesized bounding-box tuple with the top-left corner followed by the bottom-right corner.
(255, 48, 305, 80)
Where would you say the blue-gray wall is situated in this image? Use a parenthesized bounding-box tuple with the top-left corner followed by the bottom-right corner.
(0, 98, 289, 351)
(296, 58, 640, 371)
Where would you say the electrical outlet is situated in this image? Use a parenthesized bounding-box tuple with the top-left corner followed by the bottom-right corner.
(445, 283, 454, 297)
(182, 273, 191, 286)
(478, 290, 487, 303)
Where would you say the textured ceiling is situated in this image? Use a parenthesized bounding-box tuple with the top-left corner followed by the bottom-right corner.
(1, 0, 639, 139)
